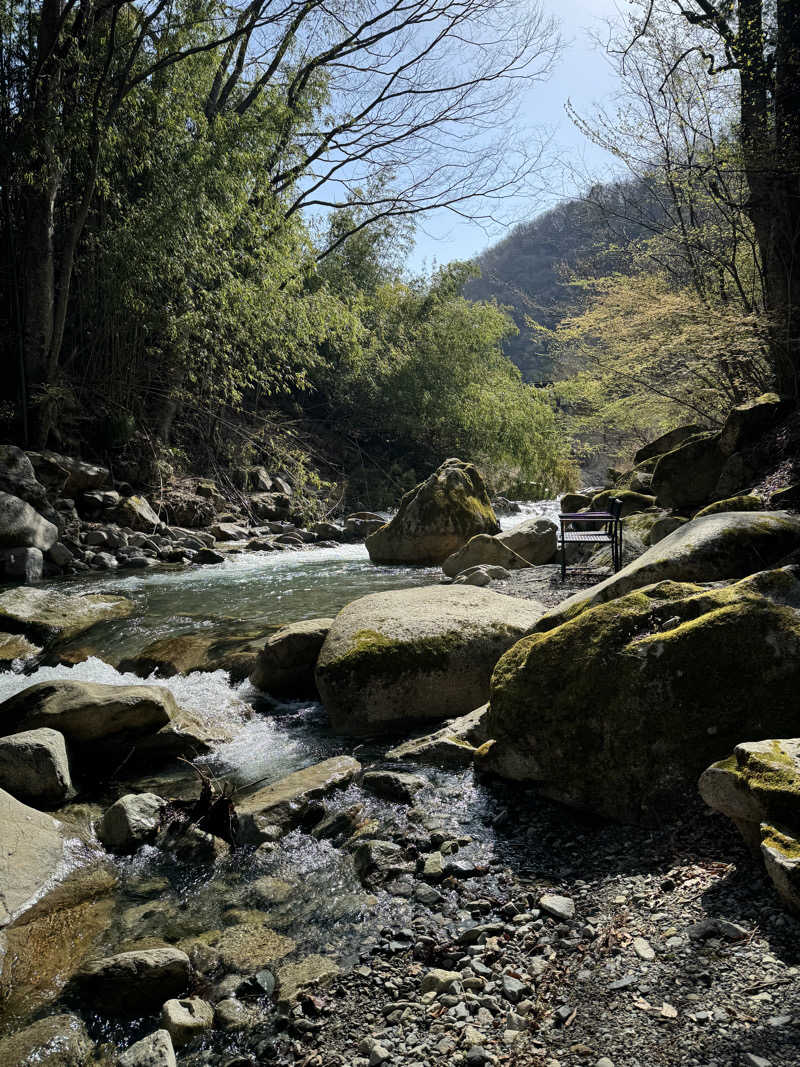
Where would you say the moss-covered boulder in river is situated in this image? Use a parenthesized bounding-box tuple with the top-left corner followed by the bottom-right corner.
(480, 568, 800, 824)
(316, 585, 544, 736)
(365, 458, 499, 565)
(535, 510, 800, 631)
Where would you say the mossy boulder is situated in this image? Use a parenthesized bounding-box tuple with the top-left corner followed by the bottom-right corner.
(700, 739, 800, 849)
(700, 739, 800, 914)
(718, 393, 784, 456)
(481, 569, 800, 823)
(441, 516, 556, 577)
(535, 510, 800, 631)
(560, 492, 592, 513)
(590, 489, 656, 516)
(714, 451, 757, 499)
(761, 824, 800, 916)
(650, 431, 725, 510)
(315, 585, 545, 735)
(634, 424, 705, 465)
(694, 494, 763, 518)
(365, 459, 499, 565)
(622, 509, 670, 544)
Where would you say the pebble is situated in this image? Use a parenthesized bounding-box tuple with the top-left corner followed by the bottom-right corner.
(632, 937, 655, 962)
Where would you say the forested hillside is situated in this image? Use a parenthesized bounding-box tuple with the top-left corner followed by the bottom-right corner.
(0, 0, 573, 508)
(465, 180, 659, 382)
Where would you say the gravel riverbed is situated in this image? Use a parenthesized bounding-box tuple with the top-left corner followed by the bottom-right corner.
(177, 784, 799, 1067)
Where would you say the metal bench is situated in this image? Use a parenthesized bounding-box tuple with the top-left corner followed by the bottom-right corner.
(558, 498, 623, 581)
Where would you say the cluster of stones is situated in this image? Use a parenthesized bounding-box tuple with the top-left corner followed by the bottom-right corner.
(0, 443, 385, 585)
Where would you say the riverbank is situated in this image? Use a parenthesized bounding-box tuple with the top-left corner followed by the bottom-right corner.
(2, 439, 800, 1066)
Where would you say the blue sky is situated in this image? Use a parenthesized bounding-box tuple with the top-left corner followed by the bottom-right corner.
(408, 0, 626, 272)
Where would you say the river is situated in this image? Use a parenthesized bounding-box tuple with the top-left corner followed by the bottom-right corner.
(0, 502, 557, 1055)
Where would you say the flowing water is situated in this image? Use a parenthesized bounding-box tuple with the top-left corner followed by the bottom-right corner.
(0, 502, 557, 1053)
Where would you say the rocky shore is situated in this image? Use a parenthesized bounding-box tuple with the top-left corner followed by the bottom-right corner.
(2, 401, 800, 1066)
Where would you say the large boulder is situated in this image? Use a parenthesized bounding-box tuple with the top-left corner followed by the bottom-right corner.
(27, 450, 109, 493)
(0, 787, 67, 927)
(560, 492, 592, 513)
(480, 568, 800, 823)
(72, 947, 191, 1014)
(0, 728, 74, 807)
(0, 492, 57, 551)
(536, 510, 800, 630)
(0, 1013, 94, 1066)
(315, 585, 545, 735)
(700, 739, 800, 914)
(650, 432, 725, 510)
(0, 446, 49, 509)
(718, 392, 784, 456)
(634, 424, 705, 464)
(0, 586, 134, 644)
(107, 495, 162, 532)
(249, 618, 334, 697)
(365, 459, 499, 565)
(700, 738, 800, 850)
(442, 517, 556, 578)
(0, 681, 176, 760)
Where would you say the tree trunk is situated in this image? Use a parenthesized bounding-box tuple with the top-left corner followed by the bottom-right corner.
(22, 177, 61, 447)
(20, 0, 65, 446)
(737, 0, 800, 400)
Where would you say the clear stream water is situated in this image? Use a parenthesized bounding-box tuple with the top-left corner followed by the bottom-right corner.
(0, 502, 556, 1053)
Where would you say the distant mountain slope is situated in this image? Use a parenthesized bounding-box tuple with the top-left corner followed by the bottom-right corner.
(466, 180, 659, 381)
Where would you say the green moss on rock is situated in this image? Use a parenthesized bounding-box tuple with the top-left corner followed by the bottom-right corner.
(484, 570, 800, 823)
(694, 495, 763, 518)
(365, 459, 499, 565)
